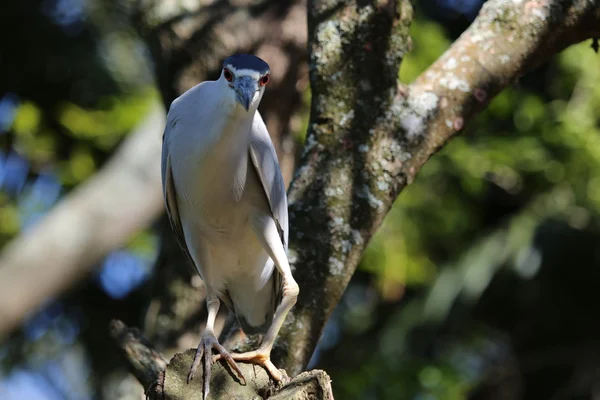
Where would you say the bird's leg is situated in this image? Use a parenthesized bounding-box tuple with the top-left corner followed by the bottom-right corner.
(188, 291, 246, 399)
(223, 278, 298, 381)
(216, 214, 299, 381)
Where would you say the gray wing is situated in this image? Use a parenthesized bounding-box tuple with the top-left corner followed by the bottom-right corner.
(248, 113, 289, 250)
(248, 113, 288, 316)
(161, 127, 195, 268)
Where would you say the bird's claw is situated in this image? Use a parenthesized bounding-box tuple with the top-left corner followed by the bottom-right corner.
(214, 349, 283, 382)
(187, 333, 246, 399)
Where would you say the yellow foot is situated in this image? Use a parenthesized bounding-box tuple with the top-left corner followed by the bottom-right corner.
(214, 349, 283, 381)
(188, 333, 246, 399)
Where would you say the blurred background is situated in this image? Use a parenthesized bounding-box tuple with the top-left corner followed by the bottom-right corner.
(1, 0, 600, 399)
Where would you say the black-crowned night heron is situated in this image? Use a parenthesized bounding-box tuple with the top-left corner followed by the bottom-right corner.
(161, 54, 299, 398)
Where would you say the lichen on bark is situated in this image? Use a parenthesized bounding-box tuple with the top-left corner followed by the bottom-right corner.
(276, 0, 414, 374)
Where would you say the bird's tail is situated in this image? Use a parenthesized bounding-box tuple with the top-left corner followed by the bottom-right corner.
(229, 268, 281, 335)
(237, 312, 271, 335)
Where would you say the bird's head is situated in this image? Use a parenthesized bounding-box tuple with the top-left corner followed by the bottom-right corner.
(219, 54, 270, 112)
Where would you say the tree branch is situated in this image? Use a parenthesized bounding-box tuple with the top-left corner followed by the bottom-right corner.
(164, 349, 333, 400)
(0, 103, 166, 340)
(272, 0, 600, 375)
(110, 319, 168, 397)
(405, 0, 600, 175)
(111, 320, 333, 400)
(273, 0, 414, 374)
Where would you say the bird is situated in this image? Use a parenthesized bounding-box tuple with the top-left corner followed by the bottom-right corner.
(161, 54, 299, 398)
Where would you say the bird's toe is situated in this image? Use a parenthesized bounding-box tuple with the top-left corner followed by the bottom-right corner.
(188, 332, 247, 398)
(211, 342, 246, 384)
(218, 349, 283, 381)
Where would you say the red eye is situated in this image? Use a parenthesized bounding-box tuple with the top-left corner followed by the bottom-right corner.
(259, 74, 270, 86)
(223, 68, 233, 82)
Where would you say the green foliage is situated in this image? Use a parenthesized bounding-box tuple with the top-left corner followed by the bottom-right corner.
(332, 351, 473, 400)
(57, 87, 159, 148)
(0, 87, 158, 243)
(11, 87, 158, 165)
(399, 17, 451, 84)
(126, 229, 160, 263)
(331, 15, 600, 400)
(0, 204, 20, 236)
(362, 30, 600, 301)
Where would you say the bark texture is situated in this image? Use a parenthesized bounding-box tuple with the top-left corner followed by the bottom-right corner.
(110, 319, 168, 396)
(164, 350, 332, 400)
(112, 320, 333, 400)
(273, 0, 414, 374)
(272, 0, 600, 375)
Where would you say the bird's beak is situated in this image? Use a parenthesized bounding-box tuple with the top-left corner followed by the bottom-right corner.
(234, 76, 258, 111)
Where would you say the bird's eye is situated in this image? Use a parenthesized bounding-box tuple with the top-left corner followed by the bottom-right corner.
(259, 74, 270, 87)
(223, 68, 233, 82)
